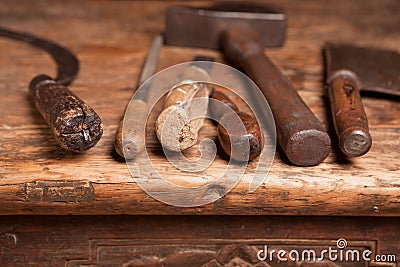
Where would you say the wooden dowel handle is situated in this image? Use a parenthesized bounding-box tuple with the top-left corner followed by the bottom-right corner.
(156, 82, 210, 152)
(328, 71, 371, 157)
(210, 90, 262, 161)
(115, 99, 149, 159)
(30, 75, 103, 152)
(209, 89, 239, 120)
(220, 26, 330, 166)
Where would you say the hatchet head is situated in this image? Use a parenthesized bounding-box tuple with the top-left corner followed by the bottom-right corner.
(165, 2, 286, 50)
(325, 43, 400, 96)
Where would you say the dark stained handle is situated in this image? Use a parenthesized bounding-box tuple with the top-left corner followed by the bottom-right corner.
(30, 75, 103, 152)
(210, 90, 263, 161)
(209, 89, 239, 120)
(220, 26, 330, 166)
(328, 72, 371, 157)
(115, 99, 149, 159)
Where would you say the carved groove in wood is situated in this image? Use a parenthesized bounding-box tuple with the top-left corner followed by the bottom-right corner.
(23, 180, 94, 203)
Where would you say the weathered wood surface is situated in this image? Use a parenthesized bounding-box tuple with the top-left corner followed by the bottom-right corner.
(0, 215, 399, 266)
(0, 0, 399, 215)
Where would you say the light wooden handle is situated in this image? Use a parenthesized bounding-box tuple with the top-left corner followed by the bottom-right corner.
(115, 99, 149, 159)
(328, 72, 371, 157)
(156, 82, 210, 152)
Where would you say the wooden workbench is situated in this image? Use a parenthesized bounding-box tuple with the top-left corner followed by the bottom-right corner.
(0, 0, 399, 266)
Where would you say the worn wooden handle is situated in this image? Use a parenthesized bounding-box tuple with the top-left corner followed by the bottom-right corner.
(156, 82, 210, 152)
(210, 90, 262, 161)
(220, 26, 331, 166)
(115, 99, 149, 159)
(30, 75, 103, 152)
(328, 71, 371, 157)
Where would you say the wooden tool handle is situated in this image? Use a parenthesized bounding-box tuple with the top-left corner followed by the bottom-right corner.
(210, 90, 262, 161)
(115, 99, 149, 160)
(328, 71, 371, 157)
(156, 65, 211, 152)
(156, 82, 210, 152)
(209, 89, 239, 119)
(30, 75, 103, 152)
(220, 26, 330, 166)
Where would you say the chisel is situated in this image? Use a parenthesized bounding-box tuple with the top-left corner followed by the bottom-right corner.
(114, 34, 163, 159)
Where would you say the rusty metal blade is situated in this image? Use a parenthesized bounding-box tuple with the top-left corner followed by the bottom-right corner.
(134, 34, 163, 101)
(138, 34, 164, 86)
(0, 26, 79, 86)
(165, 3, 286, 50)
(325, 43, 400, 96)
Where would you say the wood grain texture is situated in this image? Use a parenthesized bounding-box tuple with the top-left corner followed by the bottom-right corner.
(210, 88, 263, 161)
(0, 0, 399, 215)
(0, 215, 398, 266)
(328, 71, 371, 157)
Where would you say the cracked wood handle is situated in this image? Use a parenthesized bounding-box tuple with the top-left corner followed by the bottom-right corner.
(210, 90, 263, 161)
(30, 75, 103, 152)
(328, 71, 371, 157)
(115, 99, 149, 159)
(156, 82, 210, 152)
(220, 25, 331, 166)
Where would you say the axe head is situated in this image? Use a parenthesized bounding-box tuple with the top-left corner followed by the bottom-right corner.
(325, 43, 400, 96)
(165, 2, 286, 50)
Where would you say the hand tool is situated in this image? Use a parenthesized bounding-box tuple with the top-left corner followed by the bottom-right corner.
(165, 3, 331, 166)
(191, 55, 263, 161)
(114, 34, 163, 159)
(0, 26, 102, 152)
(156, 53, 263, 160)
(210, 89, 263, 161)
(155, 64, 211, 152)
(324, 43, 400, 157)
